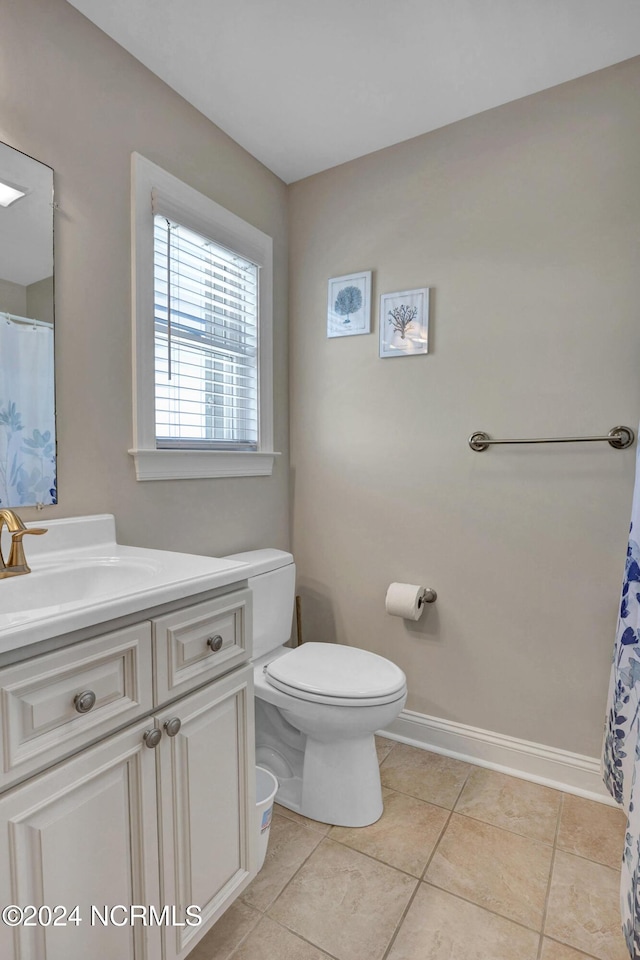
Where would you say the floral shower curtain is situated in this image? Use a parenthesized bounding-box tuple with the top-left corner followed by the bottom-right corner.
(604, 434, 640, 959)
(0, 315, 56, 507)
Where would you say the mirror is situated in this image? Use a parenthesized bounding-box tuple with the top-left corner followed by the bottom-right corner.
(0, 141, 56, 507)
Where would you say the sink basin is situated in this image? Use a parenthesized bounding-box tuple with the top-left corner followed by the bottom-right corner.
(0, 514, 249, 654)
(0, 557, 163, 617)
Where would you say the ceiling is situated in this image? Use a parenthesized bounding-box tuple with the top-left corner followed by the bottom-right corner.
(0, 142, 53, 288)
(66, 0, 640, 183)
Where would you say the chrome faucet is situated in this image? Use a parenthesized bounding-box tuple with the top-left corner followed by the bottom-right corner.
(0, 508, 47, 579)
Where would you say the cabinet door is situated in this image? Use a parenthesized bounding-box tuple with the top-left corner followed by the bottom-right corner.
(156, 665, 256, 960)
(0, 721, 160, 960)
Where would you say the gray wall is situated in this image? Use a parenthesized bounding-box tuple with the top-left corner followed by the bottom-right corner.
(26, 276, 54, 326)
(289, 58, 640, 758)
(0, 279, 27, 317)
(1, 0, 290, 555)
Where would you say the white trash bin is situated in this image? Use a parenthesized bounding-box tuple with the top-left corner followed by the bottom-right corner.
(255, 765, 278, 871)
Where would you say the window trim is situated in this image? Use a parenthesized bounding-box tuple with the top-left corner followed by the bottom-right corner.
(130, 153, 278, 480)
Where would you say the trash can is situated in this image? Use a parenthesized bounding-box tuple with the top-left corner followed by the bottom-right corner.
(255, 765, 278, 871)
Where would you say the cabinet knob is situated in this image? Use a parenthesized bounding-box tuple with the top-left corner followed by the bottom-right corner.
(207, 635, 223, 652)
(74, 690, 96, 714)
(163, 717, 182, 737)
(143, 728, 163, 749)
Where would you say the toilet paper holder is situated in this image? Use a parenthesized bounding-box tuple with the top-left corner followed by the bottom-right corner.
(385, 582, 438, 620)
(419, 588, 437, 606)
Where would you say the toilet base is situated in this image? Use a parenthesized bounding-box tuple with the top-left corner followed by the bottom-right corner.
(256, 716, 382, 827)
(300, 733, 383, 827)
(254, 681, 406, 828)
(257, 728, 384, 826)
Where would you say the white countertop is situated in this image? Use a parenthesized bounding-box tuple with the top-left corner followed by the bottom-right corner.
(0, 515, 249, 653)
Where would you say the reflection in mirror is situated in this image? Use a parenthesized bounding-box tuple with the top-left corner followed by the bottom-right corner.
(0, 141, 56, 507)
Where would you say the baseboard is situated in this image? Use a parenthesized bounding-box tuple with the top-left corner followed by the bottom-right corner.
(379, 709, 617, 806)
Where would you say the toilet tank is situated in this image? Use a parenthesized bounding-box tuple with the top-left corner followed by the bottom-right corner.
(224, 549, 296, 659)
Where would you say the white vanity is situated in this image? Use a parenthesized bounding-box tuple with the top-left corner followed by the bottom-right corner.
(0, 515, 257, 960)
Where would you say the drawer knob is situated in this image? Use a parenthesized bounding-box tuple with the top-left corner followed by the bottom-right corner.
(164, 717, 182, 737)
(74, 690, 97, 714)
(143, 728, 162, 749)
(207, 635, 223, 652)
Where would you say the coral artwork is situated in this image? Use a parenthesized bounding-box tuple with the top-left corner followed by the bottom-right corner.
(387, 303, 418, 339)
(327, 272, 371, 338)
(334, 285, 363, 324)
(379, 287, 430, 358)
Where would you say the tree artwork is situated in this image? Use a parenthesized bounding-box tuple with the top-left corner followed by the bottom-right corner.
(334, 285, 363, 324)
(387, 303, 417, 339)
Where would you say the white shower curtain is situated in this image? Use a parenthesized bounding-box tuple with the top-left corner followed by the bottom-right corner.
(604, 431, 640, 959)
(0, 315, 56, 506)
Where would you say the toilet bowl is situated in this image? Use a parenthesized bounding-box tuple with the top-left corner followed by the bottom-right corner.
(226, 549, 407, 827)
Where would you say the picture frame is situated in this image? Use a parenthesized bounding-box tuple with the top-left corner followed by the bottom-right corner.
(379, 287, 430, 358)
(327, 271, 371, 338)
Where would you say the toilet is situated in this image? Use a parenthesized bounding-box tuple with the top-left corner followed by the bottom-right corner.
(226, 548, 407, 827)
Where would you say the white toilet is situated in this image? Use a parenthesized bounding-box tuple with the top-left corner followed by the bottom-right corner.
(227, 548, 407, 827)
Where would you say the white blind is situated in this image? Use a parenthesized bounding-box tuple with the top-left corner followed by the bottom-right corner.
(153, 215, 259, 450)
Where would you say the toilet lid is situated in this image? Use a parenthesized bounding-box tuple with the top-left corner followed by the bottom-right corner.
(265, 642, 406, 700)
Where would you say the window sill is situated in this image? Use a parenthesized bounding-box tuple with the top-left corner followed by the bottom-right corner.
(128, 448, 280, 481)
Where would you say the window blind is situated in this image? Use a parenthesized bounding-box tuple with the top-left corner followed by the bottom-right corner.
(153, 215, 259, 450)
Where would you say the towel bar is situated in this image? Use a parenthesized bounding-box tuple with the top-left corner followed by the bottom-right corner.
(468, 425, 634, 452)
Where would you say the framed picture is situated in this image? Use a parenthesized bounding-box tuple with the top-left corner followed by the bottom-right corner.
(327, 271, 371, 338)
(379, 288, 430, 358)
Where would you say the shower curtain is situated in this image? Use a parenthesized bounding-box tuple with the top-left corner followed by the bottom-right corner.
(0, 315, 56, 507)
(604, 433, 640, 959)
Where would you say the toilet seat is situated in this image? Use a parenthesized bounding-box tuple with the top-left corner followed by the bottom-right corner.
(264, 642, 407, 706)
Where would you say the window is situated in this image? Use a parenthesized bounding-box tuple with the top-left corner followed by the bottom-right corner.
(154, 217, 259, 450)
(130, 154, 277, 480)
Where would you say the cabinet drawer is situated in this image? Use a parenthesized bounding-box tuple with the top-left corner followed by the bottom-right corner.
(0, 623, 153, 788)
(152, 589, 252, 705)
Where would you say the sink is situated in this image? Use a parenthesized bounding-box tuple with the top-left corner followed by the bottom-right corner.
(0, 514, 249, 653)
(0, 557, 163, 618)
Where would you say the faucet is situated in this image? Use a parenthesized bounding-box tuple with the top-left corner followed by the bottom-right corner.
(0, 508, 48, 578)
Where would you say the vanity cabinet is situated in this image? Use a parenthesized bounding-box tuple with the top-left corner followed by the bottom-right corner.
(0, 587, 256, 960)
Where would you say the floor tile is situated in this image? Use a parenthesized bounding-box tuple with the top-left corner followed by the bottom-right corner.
(268, 838, 417, 960)
(540, 939, 598, 960)
(557, 794, 626, 869)
(230, 916, 331, 960)
(329, 788, 449, 876)
(454, 767, 561, 843)
(545, 850, 628, 960)
(424, 813, 552, 929)
(273, 804, 332, 836)
(186, 900, 261, 960)
(380, 744, 471, 808)
(240, 814, 323, 912)
(187, 757, 628, 960)
(375, 736, 396, 764)
(386, 883, 539, 960)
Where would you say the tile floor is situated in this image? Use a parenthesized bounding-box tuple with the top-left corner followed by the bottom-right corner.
(187, 738, 629, 960)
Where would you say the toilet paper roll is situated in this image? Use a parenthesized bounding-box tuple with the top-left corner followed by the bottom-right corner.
(385, 582, 426, 621)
